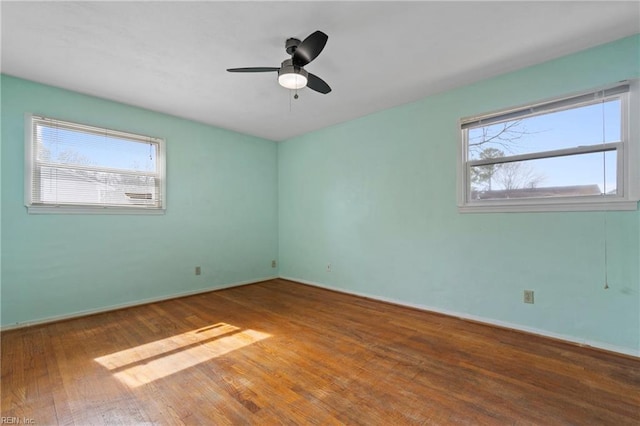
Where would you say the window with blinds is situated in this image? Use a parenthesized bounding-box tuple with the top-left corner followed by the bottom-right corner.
(458, 81, 639, 213)
(25, 115, 166, 214)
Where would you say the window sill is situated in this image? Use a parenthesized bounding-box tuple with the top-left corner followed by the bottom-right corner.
(458, 199, 639, 213)
(26, 205, 166, 215)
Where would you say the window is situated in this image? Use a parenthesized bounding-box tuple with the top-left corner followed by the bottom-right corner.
(25, 115, 166, 214)
(458, 81, 639, 213)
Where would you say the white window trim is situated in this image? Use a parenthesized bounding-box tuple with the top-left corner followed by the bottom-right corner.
(24, 114, 167, 215)
(457, 80, 639, 213)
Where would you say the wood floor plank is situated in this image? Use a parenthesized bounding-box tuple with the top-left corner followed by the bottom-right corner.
(2, 278, 639, 425)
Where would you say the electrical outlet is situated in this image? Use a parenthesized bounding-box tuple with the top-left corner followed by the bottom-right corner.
(326, 263, 331, 272)
(271, 260, 277, 268)
(524, 290, 534, 304)
(195, 266, 201, 276)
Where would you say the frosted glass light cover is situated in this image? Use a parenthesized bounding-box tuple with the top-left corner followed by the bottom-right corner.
(278, 72, 307, 89)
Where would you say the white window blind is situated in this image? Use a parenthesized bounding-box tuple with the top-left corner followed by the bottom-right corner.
(25, 115, 166, 214)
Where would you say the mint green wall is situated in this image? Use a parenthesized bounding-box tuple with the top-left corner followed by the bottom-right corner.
(2, 36, 639, 355)
(0, 77, 3, 326)
(1, 75, 278, 326)
(278, 35, 640, 354)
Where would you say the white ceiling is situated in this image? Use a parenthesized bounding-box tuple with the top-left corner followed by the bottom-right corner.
(2, 1, 639, 141)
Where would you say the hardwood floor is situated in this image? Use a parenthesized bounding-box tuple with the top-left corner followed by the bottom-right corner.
(2, 279, 639, 425)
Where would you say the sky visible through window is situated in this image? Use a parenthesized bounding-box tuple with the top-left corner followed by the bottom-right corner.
(33, 122, 160, 207)
(38, 125, 157, 172)
(468, 99, 620, 195)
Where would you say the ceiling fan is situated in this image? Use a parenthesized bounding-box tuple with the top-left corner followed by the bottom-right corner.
(227, 30, 331, 94)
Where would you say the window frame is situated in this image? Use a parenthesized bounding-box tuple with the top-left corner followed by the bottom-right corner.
(24, 114, 167, 215)
(457, 81, 639, 213)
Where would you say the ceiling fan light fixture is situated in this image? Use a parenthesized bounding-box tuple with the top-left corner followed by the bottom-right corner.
(278, 59, 308, 89)
(278, 72, 307, 89)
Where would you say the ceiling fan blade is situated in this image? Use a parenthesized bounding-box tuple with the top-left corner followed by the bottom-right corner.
(307, 73, 331, 94)
(227, 67, 279, 73)
(292, 31, 328, 67)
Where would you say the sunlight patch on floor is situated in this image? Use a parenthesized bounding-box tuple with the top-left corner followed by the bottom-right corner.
(95, 323, 270, 387)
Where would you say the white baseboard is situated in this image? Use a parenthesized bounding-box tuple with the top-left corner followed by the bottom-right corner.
(279, 276, 640, 358)
(0, 276, 278, 331)
(5, 274, 637, 358)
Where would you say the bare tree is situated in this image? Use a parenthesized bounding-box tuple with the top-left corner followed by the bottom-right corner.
(468, 120, 529, 156)
(493, 161, 544, 191)
(469, 120, 546, 195)
(56, 149, 94, 166)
